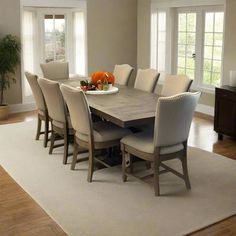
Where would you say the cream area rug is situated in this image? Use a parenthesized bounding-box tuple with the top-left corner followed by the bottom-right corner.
(0, 121, 236, 236)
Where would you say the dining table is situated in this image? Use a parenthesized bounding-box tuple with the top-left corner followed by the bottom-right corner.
(59, 78, 159, 128)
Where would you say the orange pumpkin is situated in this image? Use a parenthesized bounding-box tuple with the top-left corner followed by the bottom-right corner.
(91, 71, 115, 85)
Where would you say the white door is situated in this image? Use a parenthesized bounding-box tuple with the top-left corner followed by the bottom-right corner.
(175, 10, 197, 80)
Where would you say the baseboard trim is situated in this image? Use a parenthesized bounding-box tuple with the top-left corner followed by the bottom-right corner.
(9, 103, 36, 114)
(196, 104, 214, 117)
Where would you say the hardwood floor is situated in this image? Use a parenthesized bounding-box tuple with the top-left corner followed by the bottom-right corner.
(0, 111, 236, 236)
(0, 166, 66, 236)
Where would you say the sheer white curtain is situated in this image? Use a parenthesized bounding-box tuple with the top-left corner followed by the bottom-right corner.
(23, 10, 36, 97)
(73, 11, 87, 76)
(150, 11, 158, 69)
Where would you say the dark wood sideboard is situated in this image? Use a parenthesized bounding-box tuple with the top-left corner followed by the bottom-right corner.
(214, 85, 236, 140)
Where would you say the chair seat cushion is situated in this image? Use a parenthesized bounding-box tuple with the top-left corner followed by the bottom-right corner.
(121, 131, 184, 155)
(76, 121, 132, 143)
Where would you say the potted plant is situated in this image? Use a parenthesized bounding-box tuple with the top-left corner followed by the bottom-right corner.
(0, 34, 21, 120)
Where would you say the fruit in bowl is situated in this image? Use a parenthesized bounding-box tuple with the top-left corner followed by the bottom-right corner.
(80, 80, 96, 91)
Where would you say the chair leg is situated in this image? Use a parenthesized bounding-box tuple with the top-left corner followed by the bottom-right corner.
(71, 140, 79, 170)
(121, 143, 127, 182)
(87, 148, 94, 182)
(153, 157, 160, 196)
(44, 118, 49, 148)
(63, 128, 69, 165)
(181, 154, 191, 189)
(49, 129, 55, 154)
(145, 161, 151, 169)
(129, 153, 133, 174)
(36, 116, 42, 140)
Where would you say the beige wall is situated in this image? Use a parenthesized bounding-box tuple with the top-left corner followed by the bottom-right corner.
(137, 0, 151, 69)
(0, 0, 137, 105)
(87, 0, 137, 85)
(0, 0, 22, 104)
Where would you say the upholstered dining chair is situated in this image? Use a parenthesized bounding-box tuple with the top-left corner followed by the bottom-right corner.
(60, 84, 132, 182)
(40, 62, 69, 81)
(134, 69, 160, 93)
(161, 75, 193, 97)
(38, 78, 73, 164)
(113, 64, 134, 85)
(121, 92, 201, 196)
(25, 72, 49, 148)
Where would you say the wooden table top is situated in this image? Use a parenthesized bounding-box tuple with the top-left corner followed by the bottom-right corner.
(60, 78, 159, 128)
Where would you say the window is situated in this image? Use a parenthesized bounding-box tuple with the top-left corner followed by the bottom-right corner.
(44, 14, 66, 63)
(22, 7, 87, 102)
(203, 12, 224, 87)
(150, 5, 224, 91)
(177, 12, 196, 80)
(150, 10, 167, 73)
(174, 7, 224, 90)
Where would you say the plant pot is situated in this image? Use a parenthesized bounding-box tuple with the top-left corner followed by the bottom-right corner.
(0, 104, 9, 120)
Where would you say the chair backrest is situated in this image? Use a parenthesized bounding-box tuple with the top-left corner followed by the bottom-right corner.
(134, 69, 160, 92)
(161, 75, 193, 97)
(60, 85, 92, 136)
(113, 64, 134, 85)
(38, 78, 66, 123)
(40, 62, 69, 81)
(25, 72, 46, 112)
(154, 92, 201, 147)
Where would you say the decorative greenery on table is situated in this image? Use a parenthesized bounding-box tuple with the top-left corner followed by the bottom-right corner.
(0, 34, 21, 106)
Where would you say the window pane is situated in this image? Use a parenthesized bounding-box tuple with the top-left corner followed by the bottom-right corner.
(204, 46, 213, 59)
(186, 58, 195, 69)
(205, 12, 214, 32)
(44, 15, 66, 63)
(204, 59, 212, 71)
(178, 32, 186, 44)
(214, 12, 224, 32)
(186, 69, 194, 79)
(178, 67, 185, 75)
(205, 33, 213, 45)
(203, 71, 212, 84)
(214, 33, 223, 46)
(213, 46, 222, 60)
(202, 11, 224, 87)
(55, 16, 65, 62)
(212, 60, 221, 73)
(178, 57, 185, 68)
(187, 13, 196, 32)
(179, 14, 186, 31)
(187, 33, 195, 45)
(186, 45, 195, 58)
(212, 72, 220, 86)
(178, 45, 186, 57)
